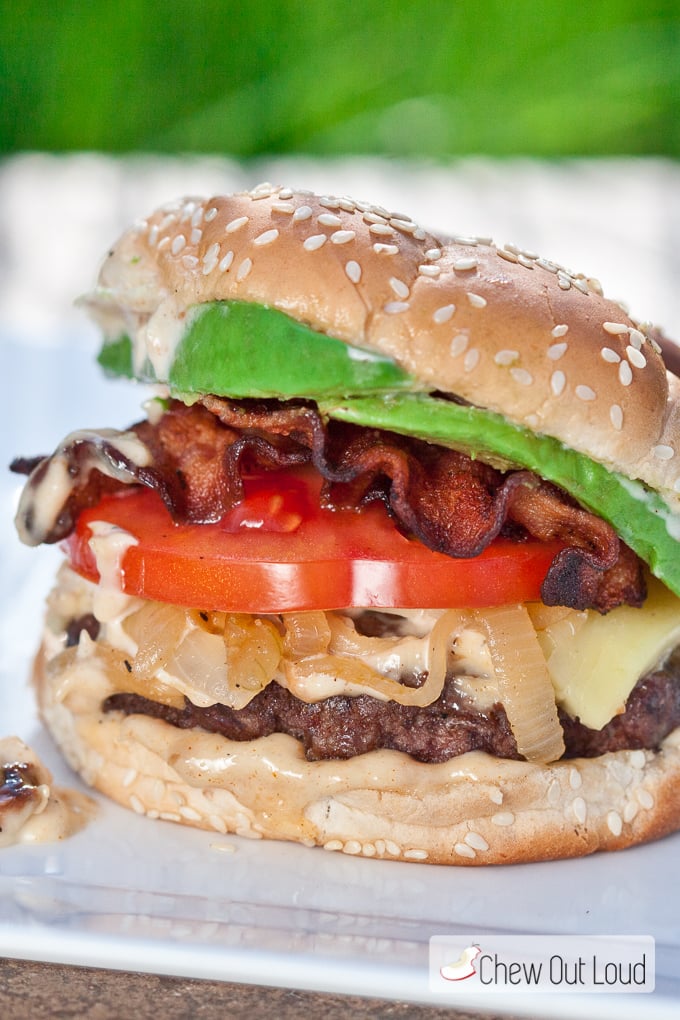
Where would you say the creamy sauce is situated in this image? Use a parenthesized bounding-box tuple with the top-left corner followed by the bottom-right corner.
(87, 520, 139, 622)
(15, 429, 152, 547)
(0, 737, 96, 848)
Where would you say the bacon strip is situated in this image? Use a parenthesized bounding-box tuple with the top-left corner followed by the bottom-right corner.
(12, 397, 645, 611)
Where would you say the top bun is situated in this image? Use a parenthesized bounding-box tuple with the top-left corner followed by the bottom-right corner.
(88, 183, 680, 510)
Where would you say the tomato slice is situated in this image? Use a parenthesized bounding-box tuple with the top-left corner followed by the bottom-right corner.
(64, 466, 563, 612)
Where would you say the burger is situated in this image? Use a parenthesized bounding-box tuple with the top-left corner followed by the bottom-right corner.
(11, 183, 680, 865)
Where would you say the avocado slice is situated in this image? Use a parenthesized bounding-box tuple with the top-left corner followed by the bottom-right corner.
(96, 300, 680, 597)
(98, 300, 416, 397)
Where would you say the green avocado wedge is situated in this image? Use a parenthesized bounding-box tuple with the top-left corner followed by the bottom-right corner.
(96, 300, 680, 598)
(318, 393, 680, 600)
(98, 301, 416, 397)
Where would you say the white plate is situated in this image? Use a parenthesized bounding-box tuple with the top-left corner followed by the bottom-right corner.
(2, 337, 679, 1020)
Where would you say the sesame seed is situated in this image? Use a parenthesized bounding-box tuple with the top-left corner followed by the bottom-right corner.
(330, 229, 356, 244)
(343, 840, 362, 855)
(536, 258, 559, 273)
(547, 342, 568, 360)
(418, 264, 441, 277)
(272, 201, 295, 214)
(345, 260, 362, 283)
(572, 277, 589, 294)
(607, 811, 623, 836)
(159, 213, 177, 231)
(627, 346, 647, 369)
(464, 348, 480, 372)
(384, 301, 410, 314)
(610, 404, 623, 430)
(190, 228, 203, 244)
(389, 277, 410, 299)
(404, 848, 429, 860)
(369, 223, 396, 237)
(337, 198, 356, 213)
(491, 812, 515, 826)
(130, 795, 145, 815)
(202, 242, 220, 264)
(254, 228, 279, 247)
(219, 251, 234, 272)
(384, 840, 401, 856)
(572, 797, 587, 824)
(303, 234, 327, 251)
(628, 328, 645, 349)
(157, 236, 170, 251)
(489, 788, 503, 804)
(171, 234, 186, 255)
(278, 187, 294, 199)
(159, 812, 181, 822)
(497, 247, 519, 263)
(454, 256, 479, 271)
(425, 248, 442, 261)
(390, 218, 419, 234)
(601, 347, 621, 363)
(454, 842, 476, 859)
(511, 367, 533, 386)
(191, 207, 204, 227)
(122, 768, 138, 788)
(636, 788, 654, 810)
(204, 207, 218, 222)
(619, 361, 633, 386)
(451, 234, 479, 246)
(464, 831, 489, 851)
(179, 805, 202, 822)
(209, 814, 228, 834)
(148, 224, 159, 246)
(518, 254, 535, 270)
(373, 242, 399, 255)
(363, 211, 387, 224)
(629, 750, 646, 769)
(467, 292, 487, 308)
(181, 254, 198, 269)
(318, 212, 343, 228)
(433, 304, 456, 324)
(293, 205, 313, 222)
(226, 216, 249, 233)
(557, 274, 572, 291)
(236, 257, 252, 281)
(318, 196, 340, 210)
(495, 350, 519, 366)
(250, 182, 274, 198)
(551, 370, 566, 396)
(362, 843, 377, 857)
(623, 802, 639, 823)
(653, 444, 674, 460)
(552, 324, 569, 338)
(450, 334, 469, 357)
(324, 840, 343, 852)
(604, 321, 629, 335)
(576, 384, 596, 401)
(569, 768, 582, 790)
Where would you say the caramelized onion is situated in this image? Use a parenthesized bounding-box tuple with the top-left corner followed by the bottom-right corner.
(471, 605, 565, 762)
(282, 611, 331, 657)
(124, 601, 187, 678)
(284, 610, 466, 707)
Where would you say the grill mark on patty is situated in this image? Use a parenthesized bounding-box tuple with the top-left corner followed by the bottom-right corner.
(102, 649, 680, 763)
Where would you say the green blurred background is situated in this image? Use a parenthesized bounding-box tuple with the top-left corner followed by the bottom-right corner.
(2, 0, 679, 158)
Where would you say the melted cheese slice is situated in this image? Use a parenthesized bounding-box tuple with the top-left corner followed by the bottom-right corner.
(532, 577, 680, 730)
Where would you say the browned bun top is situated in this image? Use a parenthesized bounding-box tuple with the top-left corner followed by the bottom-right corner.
(92, 183, 680, 507)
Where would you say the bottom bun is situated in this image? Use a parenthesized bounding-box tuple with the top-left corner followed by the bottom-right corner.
(34, 643, 680, 865)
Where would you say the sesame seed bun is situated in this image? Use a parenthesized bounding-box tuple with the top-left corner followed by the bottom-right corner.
(34, 639, 680, 865)
(92, 183, 680, 510)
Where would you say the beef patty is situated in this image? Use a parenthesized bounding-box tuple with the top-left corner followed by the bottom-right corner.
(102, 648, 680, 764)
